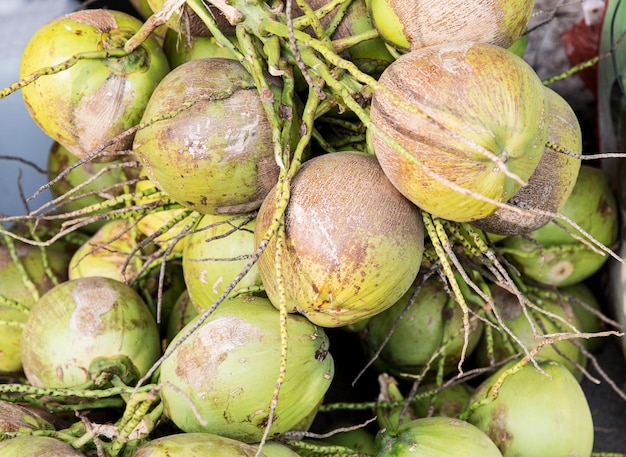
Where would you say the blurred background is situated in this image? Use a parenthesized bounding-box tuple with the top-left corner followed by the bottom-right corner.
(0, 0, 80, 218)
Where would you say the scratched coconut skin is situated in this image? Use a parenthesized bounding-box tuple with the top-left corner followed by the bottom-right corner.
(182, 213, 262, 311)
(370, 42, 549, 222)
(132, 57, 284, 215)
(159, 296, 334, 443)
(370, 0, 534, 50)
(255, 151, 424, 328)
(20, 277, 161, 389)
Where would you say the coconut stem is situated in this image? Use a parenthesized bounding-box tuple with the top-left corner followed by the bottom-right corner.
(237, 28, 288, 171)
(124, 0, 188, 53)
(1, 234, 39, 303)
(0, 295, 30, 315)
(256, 86, 322, 455)
(0, 49, 128, 101)
(109, 390, 160, 456)
(422, 213, 472, 375)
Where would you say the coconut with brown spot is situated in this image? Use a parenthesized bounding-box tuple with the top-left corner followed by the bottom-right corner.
(472, 86, 582, 236)
(20, 276, 161, 389)
(20, 9, 170, 161)
(158, 295, 334, 443)
(255, 151, 424, 328)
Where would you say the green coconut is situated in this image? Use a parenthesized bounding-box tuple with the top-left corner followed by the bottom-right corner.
(369, 42, 548, 222)
(68, 219, 139, 283)
(0, 243, 70, 373)
(375, 416, 503, 457)
(0, 436, 84, 456)
(182, 212, 261, 312)
(0, 400, 55, 433)
(499, 165, 618, 287)
(473, 284, 587, 380)
(20, 276, 161, 388)
(361, 274, 484, 379)
(466, 359, 594, 456)
(132, 58, 289, 214)
(159, 295, 334, 443)
(133, 432, 264, 457)
(20, 9, 169, 160)
(411, 382, 474, 419)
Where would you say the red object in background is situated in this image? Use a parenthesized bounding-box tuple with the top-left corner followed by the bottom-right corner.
(560, 18, 603, 97)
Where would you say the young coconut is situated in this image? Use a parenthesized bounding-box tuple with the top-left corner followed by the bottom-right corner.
(410, 382, 474, 419)
(360, 273, 484, 379)
(473, 284, 587, 380)
(0, 243, 70, 310)
(0, 435, 85, 457)
(466, 359, 594, 456)
(0, 400, 55, 433)
(20, 276, 161, 389)
(133, 432, 263, 457)
(291, 0, 395, 78)
(19, 9, 170, 161)
(165, 290, 198, 343)
(134, 168, 192, 254)
(498, 165, 619, 287)
(369, 0, 534, 51)
(255, 151, 424, 328)
(0, 243, 70, 373)
(162, 28, 238, 69)
(561, 282, 605, 352)
(67, 219, 140, 282)
(472, 87, 582, 236)
(132, 58, 287, 215)
(374, 416, 503, 457)
(158, 295, 334, 443)
(182, 212, 262, 312)
(369, 42, 548, 222)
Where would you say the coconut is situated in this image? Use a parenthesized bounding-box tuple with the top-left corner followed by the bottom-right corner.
(472, 87, 582, 236)
(369, 42, 548, 222)
(19, 9, 170, 161)
(467, 359, 594, 456)
(159, 295, 334, 443)
(369, 0, 534, 51)
(255, 151, 424, 328)
(132, 58, 286, 214)
(499, 165, 618, 286)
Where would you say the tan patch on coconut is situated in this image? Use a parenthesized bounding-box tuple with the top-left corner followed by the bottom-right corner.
(71, 74, 134, 158)
(485, 403, 514, 452)
(69, 278, 119, 336)
(548, 260, 575, 283)
(389, 0, 532, 49)
(174, 315, 262, 391)
(67, 9, 118, 32)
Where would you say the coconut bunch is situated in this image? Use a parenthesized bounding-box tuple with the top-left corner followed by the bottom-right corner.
(0, 0, 624, 456)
